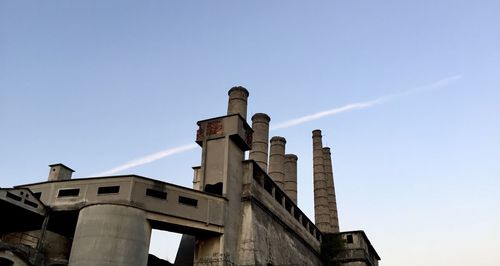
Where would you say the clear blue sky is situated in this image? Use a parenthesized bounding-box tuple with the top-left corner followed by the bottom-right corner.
(1, 1, 499, 265)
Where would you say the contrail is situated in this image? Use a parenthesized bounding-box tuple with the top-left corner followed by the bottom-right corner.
(271, 75, 462, 130)
(96, 143, 198, 176)
(97, 75, 461, 175)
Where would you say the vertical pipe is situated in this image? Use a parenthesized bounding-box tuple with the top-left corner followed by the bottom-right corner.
(227, 86, 249, 120)
(312, 129, 331, 232)
(268, 136, 286, 189)
(323, 147, 339, 233)
(284, 154, 298, 204)
(249, 113, 271, 172)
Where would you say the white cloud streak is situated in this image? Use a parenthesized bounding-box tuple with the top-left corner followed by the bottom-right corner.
(97, 143, 198, 176)
(97, 75, 461, 175)
(270, 74, 462, 130)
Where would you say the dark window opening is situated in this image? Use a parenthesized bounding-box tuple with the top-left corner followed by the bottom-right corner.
(146, 188, 167, 200)
(6, 192, 22, 201)
(274, 191, 283, 205)
(346, 234, 353, 244)
(284, 199, 293, 213)
(33, 192, 42, 199)
(97, 186, 120, 194)
(264, 178, 273, 195)
(178, 196, 198, 207)
(204, 182, 223, 195)
(309, 226, 315, 235)
(293, 209, 301, 221)
(302, 218, 308, 228)
(57, 188, 80, 197)
(24, 199, 38, 208)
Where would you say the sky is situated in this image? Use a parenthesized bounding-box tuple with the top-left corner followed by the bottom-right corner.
(1, 1, 499, 265)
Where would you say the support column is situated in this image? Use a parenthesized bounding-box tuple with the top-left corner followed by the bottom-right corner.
(68, 205, 151, 266)
(323, 147, 339, 233)
(284, 154, 298, 204)
(312, 130, 331, 233)
(268, 136, 286, 189)
(249, 113, 271, 172)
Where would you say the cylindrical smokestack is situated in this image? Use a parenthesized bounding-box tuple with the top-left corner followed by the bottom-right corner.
(249, 113, 271, 172)
(227, 86, 249, 120)
(312, 130, 331, 233)
(284, 154, 298, 204)
(323, 147, 339, 233)
(268, 136, 286, 189)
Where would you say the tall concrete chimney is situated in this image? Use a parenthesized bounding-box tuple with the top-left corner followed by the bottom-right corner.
(284, 154, 298, 204)
(323, 147, 339, 232)
(249, 113, 271, 172)
(227, 86, 249, 120)
(48, 163, 74, 181)
(268, 136, 286, 189)
(312, 130, 331, 232)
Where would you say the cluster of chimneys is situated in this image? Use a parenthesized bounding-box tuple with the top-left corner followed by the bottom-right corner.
(227, 86, 339, 233)
(46, 86, 340, 234)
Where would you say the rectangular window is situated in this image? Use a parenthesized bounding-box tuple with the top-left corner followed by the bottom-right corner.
(274, 191, 283, 204)
(57, 188, 80, 197)
(293, 209, 301, 221)
(24, 199, 38, 208)
(264, 178, 273, 195)
(178, 196, 198, 207)
(6, 192, 22, 201)
(146, 188, 167, 200)
(346, 234, 353, 244)
(97, 186, 120, 195)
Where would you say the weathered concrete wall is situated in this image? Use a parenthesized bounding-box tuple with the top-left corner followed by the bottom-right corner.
(2, 230, 71, 264)
(236, 200, 322, 266)
(68, 204, 151, 266)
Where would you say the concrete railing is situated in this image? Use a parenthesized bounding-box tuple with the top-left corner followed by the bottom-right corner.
(245, 160, 322, 242)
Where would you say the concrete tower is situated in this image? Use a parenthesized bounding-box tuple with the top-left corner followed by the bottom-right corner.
(312, 130, 331, 232)
(194, 86, 253, 264)
(268, 136, 286, 189)
(249, 113, 271, 172)
(323, 147, 339, 233)
(284, 154, 298, 204)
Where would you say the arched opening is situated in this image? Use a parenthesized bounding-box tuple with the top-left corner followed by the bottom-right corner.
(0, 257, 14, 266)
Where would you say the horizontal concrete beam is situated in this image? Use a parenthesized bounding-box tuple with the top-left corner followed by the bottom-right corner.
(17, 176, 226, 234)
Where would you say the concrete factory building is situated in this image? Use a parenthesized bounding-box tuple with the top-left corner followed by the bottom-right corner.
(0, 87, 380, 266)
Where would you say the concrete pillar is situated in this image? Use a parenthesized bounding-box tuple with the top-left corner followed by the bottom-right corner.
(268, 136, 286, 189)
(284, 154, 298, 204)
(323, 147, 339, 233)
(68, 205, 151, 266)
(312, 130, 331, 233)
(227, 86, 249, 120)
(249, 113, 271, 172)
